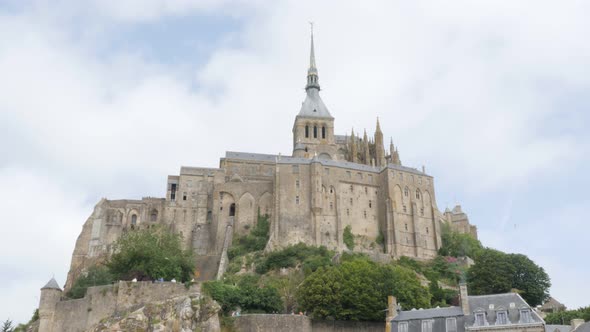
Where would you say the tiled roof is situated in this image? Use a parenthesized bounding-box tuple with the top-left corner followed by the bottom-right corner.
(392, 307, 463, 321)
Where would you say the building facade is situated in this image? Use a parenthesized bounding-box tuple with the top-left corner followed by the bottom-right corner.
(64, 32, 477, 290)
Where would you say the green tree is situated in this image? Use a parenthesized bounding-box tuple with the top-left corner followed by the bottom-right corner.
(438, 224, 483, 258)
(545, 306, 590, 325)
(297, 257, 430, 321)
(107, 226, 194, 282)
(467, 249, 550, 306)
(343, 225, 354, 250)
(2, 319, 13, 332)
(67, 265, 113, 299)
(203, 275, 282, 314)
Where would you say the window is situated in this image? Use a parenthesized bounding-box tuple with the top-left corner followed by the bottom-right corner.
(350, 185, 353, 192)
(426, 227, 429, 234)
(131, 214, 137, 226)
(475, 312, 486, 326)
(170, 183, 177, 201)
(403, 205, 407, 213)
(422, 319, 434, 332)
(420, 207, 424, 216)
(183, 192, 187, 201)
(369, 200, 372, 208)
(229, 203, 236, 216)
(296, 196, 300, 205)
(330, 187, 333, 194)
(350, 198, 353, 205)
(405, 223, 408, 231)
(520, 309, 532, 323)
(207, 211, 212, 222)
(446, 318, 457, 332)
(314, 126, 318, 138)
(404, 187, 409, 197)
(416, 190, 421, 199)
(305, 125, 309, 138)
(346, 209, 350, 216)
(296, 180, 300, 188)
(496, 311, 508, 325)
(150, 211, 157, 222)
(322, 126, 326, 139)
(399, 322, 408, 332)
(365, 187, 368, 194)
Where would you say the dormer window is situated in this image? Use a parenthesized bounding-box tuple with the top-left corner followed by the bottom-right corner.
(496, 310, 508, 325)
(475, 312, 486, 326)
(399, 322, 408, 332)
(421, 319, 434, 332)
(520, 309, 532, 323)
(446, 318, 457, 332)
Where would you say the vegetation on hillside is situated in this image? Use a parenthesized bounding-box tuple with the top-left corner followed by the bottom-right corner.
(545, 306, 590, 324)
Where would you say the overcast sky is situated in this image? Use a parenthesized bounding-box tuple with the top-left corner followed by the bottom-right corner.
(1, 0, 589, 324)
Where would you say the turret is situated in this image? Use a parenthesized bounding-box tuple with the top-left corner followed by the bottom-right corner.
(363, 130, 370, 165)
(349, 129, 358, 163)
(39, 278, 62, 332)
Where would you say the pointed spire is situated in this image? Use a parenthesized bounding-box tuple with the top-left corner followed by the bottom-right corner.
(306, 23, 320, 91)
(376, 117, 383, 133)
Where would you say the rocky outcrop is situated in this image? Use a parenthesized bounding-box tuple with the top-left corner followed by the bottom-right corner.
(90, 294, 220, 332)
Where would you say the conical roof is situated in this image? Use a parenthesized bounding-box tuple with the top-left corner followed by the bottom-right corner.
(41, 277, 62, 291)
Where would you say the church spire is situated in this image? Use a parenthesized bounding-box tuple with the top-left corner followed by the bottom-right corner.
(306, 23, 320, 91)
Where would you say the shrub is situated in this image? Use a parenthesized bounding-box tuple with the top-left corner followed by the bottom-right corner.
(203, 275, 282, 314)
(67, 265, 113, 299)
(343, 225, 354, 250)
(255, 243, 333, 274)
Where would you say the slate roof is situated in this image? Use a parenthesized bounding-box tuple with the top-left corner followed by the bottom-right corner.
(546, 325, 572, 332)
(392, 307, 463, 321)
(465, 293, 544, 326)
(41, 277, 61, 290)
(574, 322, 590, 332)
(298, 88, 333, 119)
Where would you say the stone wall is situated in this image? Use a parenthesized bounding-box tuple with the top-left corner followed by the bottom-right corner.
(232, 314, 384, 332)
(47, 281, 201, 332)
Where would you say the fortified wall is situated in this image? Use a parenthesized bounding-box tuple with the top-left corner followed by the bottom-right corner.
(38, 279, 219, 332)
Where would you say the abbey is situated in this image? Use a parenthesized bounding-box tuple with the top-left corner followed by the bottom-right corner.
(64, 33, 476, 290)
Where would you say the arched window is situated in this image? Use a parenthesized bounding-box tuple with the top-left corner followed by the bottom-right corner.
(150, 211, 158, 222)
(229, 203, 236, 217)
(305, 125, 309, 138)
(131, 214, 137, 225)
(416, 190, 421, 199)
(322, 126, 326, 139)
(404, 187, 409, 197)
(313, 126, 318, 138)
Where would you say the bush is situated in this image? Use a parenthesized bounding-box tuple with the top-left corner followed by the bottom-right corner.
(203, 275, 282, 314)
(545, 306, 590, 324)
(228, 214, 270, 260)
(107, 226, 194, 282)
(67, 265, 113, 299)
(343, 225, 354, 250)
(255, 243, 333, 274)
(438, 224, 482, 258)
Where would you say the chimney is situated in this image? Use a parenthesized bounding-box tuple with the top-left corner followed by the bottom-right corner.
(387, 296, 398, 320)
(571, 319, 584, 331)
(459, 283, 470, 315)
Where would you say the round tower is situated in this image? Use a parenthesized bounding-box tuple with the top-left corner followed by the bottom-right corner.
(39, 277, 62, 332)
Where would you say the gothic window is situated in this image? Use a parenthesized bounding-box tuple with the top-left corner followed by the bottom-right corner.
(296, 196, 300, 205)
(131, 214, 137, 226)
(369, 200, 372, 208)
(305, 125, 309, 138)
(416, 190, 421, 199)
(313, 126, 318, 138)
(170, 183, 177, 201)
(150, 211, 158, 222)
(229, 203, 236, 217)
(404, 187, 409, 197)
(322, 126, 326, 139)
(330, 187, 333, 194)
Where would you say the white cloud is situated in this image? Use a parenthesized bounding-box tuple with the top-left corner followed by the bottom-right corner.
(1, 0, 589, 323)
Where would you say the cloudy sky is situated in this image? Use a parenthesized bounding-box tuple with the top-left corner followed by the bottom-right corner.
(1, 0, 589, 323)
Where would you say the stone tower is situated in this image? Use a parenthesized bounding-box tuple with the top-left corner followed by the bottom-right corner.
(390, 138, 401, 165)
(292, 28, 337, 160)
(39, 278, 62, 332)
(363, 129, 370, 165)
(349, 129, 358, 163)
(374, 118, 386, 166)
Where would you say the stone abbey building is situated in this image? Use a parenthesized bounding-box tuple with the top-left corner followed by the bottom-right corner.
(65, 33, 477, 290)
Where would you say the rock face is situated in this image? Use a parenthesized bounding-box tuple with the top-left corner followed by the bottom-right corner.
(90, 294, 220, 332)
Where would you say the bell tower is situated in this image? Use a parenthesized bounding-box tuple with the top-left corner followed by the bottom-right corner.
(292, 25, 337, 160)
